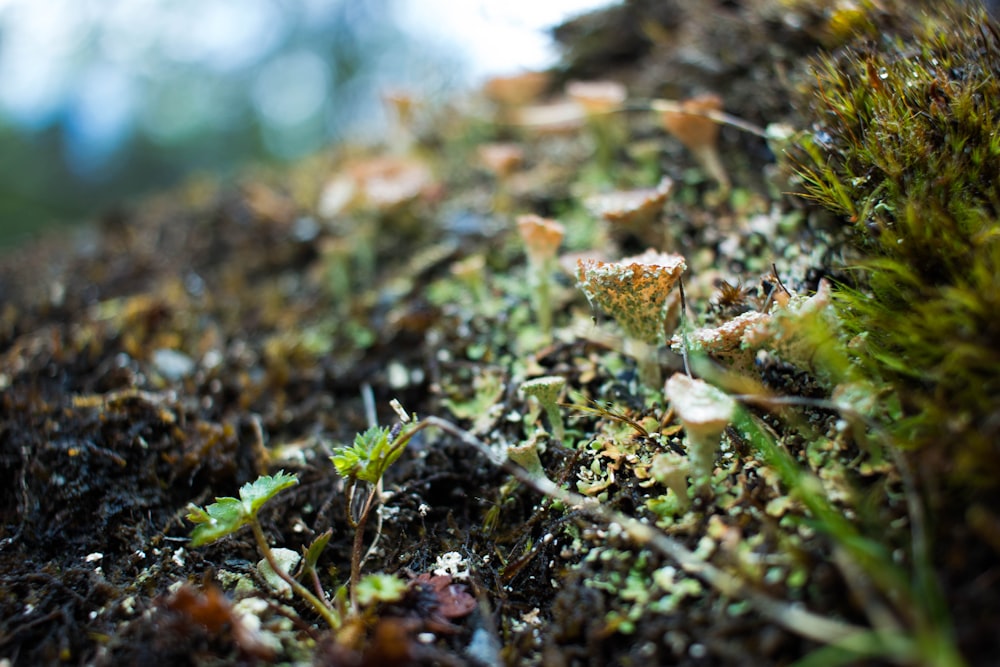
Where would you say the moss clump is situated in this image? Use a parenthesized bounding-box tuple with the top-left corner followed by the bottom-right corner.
(790, 6, 1000, 487)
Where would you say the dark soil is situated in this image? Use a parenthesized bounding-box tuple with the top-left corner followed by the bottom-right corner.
(2, 2, 998, 666)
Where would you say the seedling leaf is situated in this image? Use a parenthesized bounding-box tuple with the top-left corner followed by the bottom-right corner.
(186, 471, 299, 547)
(303, 529, 334, 572)
(240, 470, 299, 516)
(187, 497, 248, 547)
(331, 425, 406, 484)
(355, 573, 408, 607)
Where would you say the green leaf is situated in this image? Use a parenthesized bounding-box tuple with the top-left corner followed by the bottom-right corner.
(302, 529, 333, 572)
(331, 426, 396, 484)
(355, 573, 408, 607)
(239, 470, 299, 516)
(186, 471, 298, 547)
(187, 497, 247, 547)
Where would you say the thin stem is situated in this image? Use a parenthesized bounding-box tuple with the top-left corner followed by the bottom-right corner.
(349, 485, 378, 610)
(250, 519, 341, 630)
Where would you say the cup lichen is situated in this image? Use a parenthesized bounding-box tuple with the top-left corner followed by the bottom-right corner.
(576, 249, 686, 386)
(664, 373, 736, 497)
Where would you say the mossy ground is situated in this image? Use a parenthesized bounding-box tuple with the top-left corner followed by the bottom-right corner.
(1, 2, 998, 665)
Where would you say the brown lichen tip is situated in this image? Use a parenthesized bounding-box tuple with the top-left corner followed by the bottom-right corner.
(516, 214, 566, 266)
(671, 310, 770, 370)
(477, 143, 524, 178)
(659, 94, 723, 152)
(566, 80, 627, 115)
(576, 249, 687, 345)
(483, 71, 551, 107)
(584, 177, 674, 226)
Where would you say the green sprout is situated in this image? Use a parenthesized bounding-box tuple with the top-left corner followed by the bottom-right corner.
(186, 471, 342, 630)
(186, 471, 298, 548)
(330, 424, 409, 485)
(330, 401, 420, 608)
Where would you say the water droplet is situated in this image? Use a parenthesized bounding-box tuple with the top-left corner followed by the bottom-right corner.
(878, 67, 889, 80)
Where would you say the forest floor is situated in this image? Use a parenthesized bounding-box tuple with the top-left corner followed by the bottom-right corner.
(2, 2, 998, 665)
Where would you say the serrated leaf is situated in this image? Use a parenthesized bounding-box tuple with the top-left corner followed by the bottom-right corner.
(185, 503, 211, 524)
(302, 529, 333, 571)
(239, 471, 299, 516)
(330, 445, 364, 479)
(188, 497, 247, 547)
(331, 426, 393, 483)
(187, 471, 298, 548)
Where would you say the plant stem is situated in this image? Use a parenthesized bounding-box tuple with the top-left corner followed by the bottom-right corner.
(349, 486, 378, 610)
(250, 519, 341, 630)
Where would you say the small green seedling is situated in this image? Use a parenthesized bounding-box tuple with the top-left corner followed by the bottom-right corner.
(330, 424, 410, 486)
(187, 471, 298, 547)
(330, 400, 419, 608)
(186, 471, 342, 629)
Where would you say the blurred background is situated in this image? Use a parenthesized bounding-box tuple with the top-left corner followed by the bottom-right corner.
(0, 0, 613, 247)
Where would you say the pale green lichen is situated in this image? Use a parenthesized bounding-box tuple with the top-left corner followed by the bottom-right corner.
(664, 373, 735, 497)
(520, 375, 567, 442)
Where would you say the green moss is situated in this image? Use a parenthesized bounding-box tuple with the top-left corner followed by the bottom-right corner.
(790, 5, 1000, 487)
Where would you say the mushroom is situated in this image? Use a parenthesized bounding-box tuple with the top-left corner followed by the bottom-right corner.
(664, 373, 736, 497)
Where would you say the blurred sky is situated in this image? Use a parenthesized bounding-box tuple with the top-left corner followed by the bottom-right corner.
(0, 0, 615, 244)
